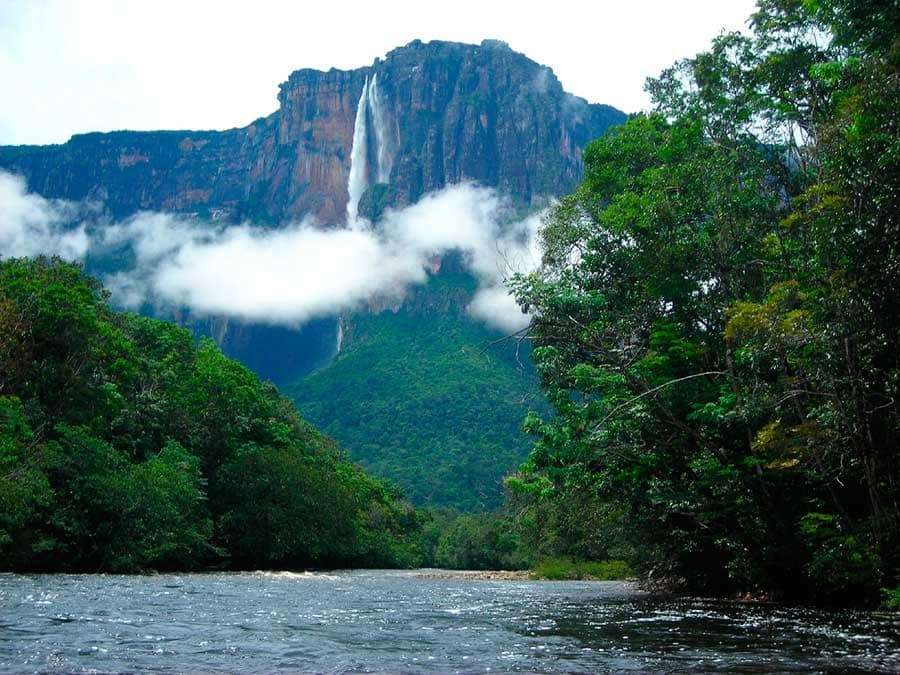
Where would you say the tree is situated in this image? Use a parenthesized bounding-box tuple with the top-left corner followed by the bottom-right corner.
(511, 0, 899, 602)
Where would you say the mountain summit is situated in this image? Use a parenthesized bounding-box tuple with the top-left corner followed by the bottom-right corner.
(1, 40, 623, 223)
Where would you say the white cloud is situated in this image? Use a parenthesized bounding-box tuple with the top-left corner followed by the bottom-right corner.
(469, 285, 531, 333)
(383, 185, 500, 258)
(101, 211, 208, 261)
(0, 172, 90, 260)
(150, 223, 424, 324)
(467, 211, 543, 332)
(0, 171, 541, 331)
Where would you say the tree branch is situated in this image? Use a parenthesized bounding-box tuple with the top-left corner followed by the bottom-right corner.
(591, 370, 727, 433)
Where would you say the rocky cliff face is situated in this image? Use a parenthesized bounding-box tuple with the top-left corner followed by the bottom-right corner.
(367, 40, 622, 212)
(0, 40, 624, 224)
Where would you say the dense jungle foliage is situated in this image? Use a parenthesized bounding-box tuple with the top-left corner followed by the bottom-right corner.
(0, 257, 545, 573)
(509, 0, 899, 604)
(0, 257, 426, 572)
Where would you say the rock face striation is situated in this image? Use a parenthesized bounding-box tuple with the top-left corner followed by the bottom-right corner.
(0, 39, 624, 224)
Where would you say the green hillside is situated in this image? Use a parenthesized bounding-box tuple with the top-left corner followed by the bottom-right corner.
(288, 267, 544, 511)
(0, 257, 424, 572)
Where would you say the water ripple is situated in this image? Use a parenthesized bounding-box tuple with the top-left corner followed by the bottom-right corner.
(0, 571, 898, 673)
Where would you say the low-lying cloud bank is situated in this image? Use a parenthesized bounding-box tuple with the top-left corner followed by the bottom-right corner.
(0, 171, 91, 260)
(0, 171, 540, 332)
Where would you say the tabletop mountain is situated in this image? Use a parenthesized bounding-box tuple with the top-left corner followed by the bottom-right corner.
(0, 40, 625, 509)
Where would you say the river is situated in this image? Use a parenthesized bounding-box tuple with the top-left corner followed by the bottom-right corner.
(1, 570, 898, 672)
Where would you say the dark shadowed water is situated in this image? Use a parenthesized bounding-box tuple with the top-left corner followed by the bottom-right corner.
(1, 570, 898, 673)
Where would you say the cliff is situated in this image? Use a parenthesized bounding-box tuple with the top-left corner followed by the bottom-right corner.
(0, 40, 624, 224)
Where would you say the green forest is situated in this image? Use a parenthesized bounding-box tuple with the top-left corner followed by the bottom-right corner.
(1, 0, 898, 608)
(507, 0, 899, 604)
(0, 257, 426, 571)
(289, 265, 543, 511)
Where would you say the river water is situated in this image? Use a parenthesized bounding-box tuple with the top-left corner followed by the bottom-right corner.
(1, 570, 898, 673)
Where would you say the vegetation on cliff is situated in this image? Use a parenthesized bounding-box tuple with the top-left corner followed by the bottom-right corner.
(289, 266, 545, 511)
(509, 0, 899, 604)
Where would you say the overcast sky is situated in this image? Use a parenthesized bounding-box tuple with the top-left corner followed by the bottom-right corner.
(0, 0, 757, 146)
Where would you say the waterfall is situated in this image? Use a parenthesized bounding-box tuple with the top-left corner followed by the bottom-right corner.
(347, 72, 394, 224)
(346, 76, 369, 224)
(367, 73, 392, 183)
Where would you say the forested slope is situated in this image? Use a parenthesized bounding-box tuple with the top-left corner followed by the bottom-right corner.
(0, 257, 422, 572)
(289, 267, 545, 510)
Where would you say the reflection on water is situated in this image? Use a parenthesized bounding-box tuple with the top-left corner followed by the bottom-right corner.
(1, 570, 898, 673)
